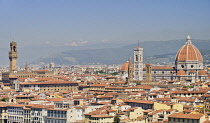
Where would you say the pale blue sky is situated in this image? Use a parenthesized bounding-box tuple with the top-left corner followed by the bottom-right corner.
(0, 0, 210, 48)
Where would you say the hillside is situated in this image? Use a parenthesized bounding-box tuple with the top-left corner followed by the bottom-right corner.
(32, 39, 210, 65)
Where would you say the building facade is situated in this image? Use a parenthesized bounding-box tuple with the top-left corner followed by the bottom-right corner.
(20, 80, 79, 93)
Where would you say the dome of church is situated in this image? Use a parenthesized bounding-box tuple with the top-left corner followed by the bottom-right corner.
(198, 70, 207, 75)
(177, 70, 186, 75)
(121, 61, 129, 71)
(175, 35, 203, 62)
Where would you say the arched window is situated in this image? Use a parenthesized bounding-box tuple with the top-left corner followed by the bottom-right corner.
(136, 55, 138, 61)
(13, 46, 16, 52)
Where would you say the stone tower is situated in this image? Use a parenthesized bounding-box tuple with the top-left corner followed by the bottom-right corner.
(9, 41, 18, 72)
(127, 57, 134, 83)
(134, 47, 143, 80)
(25, 62, 29, 72)
(146, 64, 152, 81)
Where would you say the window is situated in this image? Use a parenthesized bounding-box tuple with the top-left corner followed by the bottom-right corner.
(136, 65, 138, 68)
(136, 55, 138, 61)
(191, 65, 194, 68)
(181, 65, 184, 68)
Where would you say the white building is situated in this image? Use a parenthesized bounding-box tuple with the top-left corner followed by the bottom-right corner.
(134, 47, 144, 80)
(7, 105, 25, 123)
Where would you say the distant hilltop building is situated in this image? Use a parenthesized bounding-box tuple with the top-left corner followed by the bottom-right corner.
(121, 35, 208, 82)
(2, 41, 55, 91)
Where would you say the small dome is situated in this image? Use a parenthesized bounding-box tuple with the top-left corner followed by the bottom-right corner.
(177, 70, 187, 75)
(175, 35, 203, 62)
(190, 70, 196, 73)
(198, 70, 207, 75)
(121, 61, 129, 71)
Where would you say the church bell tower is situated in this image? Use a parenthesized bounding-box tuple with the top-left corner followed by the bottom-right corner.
(127, 57, 134, 83)
(9, 41, 18, 72)
(134, 47, 143, 80)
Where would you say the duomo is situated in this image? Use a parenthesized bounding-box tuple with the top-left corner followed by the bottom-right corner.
(121, 35, 209, 83)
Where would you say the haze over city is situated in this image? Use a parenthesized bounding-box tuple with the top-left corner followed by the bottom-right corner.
(1, 1, 210, 123)
(0, 0, 210, 48)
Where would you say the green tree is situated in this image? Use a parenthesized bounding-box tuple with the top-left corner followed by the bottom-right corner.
(0, 98, 6, 102)
(189, 86, 194, 88)
(111, 72, 120, 75)
(114, 115, 120, 123)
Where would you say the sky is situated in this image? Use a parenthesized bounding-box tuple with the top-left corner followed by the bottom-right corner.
(0, 0, 210, 48)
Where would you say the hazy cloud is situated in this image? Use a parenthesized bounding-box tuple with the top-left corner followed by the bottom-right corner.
(65, 41, 89, 46)
(101, 40, 109, 43)
(44, 41, 51, 44)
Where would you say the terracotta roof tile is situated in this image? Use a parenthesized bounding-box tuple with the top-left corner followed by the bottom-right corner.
(168, 112, 204, 119)
(175, 43, 202, 61)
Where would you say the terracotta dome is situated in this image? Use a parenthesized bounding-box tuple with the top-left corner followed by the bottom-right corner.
(175, 35, 202, 62)
(121, 61, 129, 71)
(177, 70, 187, 75)
(198, 70, 207, 75)
(190, 70, 196, 73)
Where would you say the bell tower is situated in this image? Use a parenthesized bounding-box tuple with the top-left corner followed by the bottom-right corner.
(134, 47, 143, 80)
(127, 57, 134, 83)
(146, 64, 152, 81)
(9, 41, 18, 72)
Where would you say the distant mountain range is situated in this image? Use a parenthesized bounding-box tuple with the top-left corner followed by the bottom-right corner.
(0, 42, 125, 66)
(1, 39, 210, 66)
(31, 39, 210, 65)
